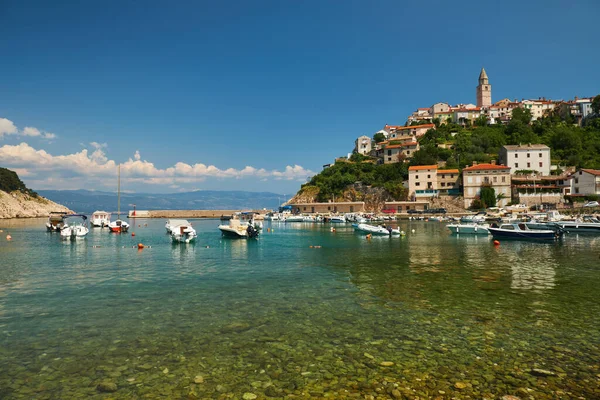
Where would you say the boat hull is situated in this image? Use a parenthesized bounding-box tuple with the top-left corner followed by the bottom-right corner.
(488, 228, 558, 240)
(447, 224, 489, 235)
(556, 222, 600, 234)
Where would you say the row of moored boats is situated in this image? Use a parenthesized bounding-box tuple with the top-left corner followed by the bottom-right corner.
(46, 211, 130, 240)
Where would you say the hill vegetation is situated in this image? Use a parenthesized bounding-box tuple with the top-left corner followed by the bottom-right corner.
(297, 97, 600, 203)
(0, 167, 38, 197)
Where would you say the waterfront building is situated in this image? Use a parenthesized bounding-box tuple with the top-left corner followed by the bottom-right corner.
(570, 169, 600, 195)
(408, 165, 461, 199)
(498, 144, 551, 176)
(383, 201, 430, 213)
(462, 162, 511, 208)
(511, 175, 570, 208)
(354, 135, 372, 155)
(476, 68, 492, 108)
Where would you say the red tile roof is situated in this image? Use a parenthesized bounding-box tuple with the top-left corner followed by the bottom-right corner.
(437, 169, 459, 174)
(581, 169, 600, 176)
(463, 163, 510, 171)
(409, 165, 437, 171)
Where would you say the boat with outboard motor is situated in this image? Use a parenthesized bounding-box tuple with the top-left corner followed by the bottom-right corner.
(169, 220, 197, 243)
(91, 211, 111, 228)
(165, 219, 190, 234)
(354, 223, 403, 236)
(60, 214, 89, 240)
(218, 216, 259, 239)
(108, 165, 129, 233)
(46, 212, 69, 232)
(487, 222, 563, 241)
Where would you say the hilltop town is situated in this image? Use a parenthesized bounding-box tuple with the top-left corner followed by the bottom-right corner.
(289, 69, 600, 214)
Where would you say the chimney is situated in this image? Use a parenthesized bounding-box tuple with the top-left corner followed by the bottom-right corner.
(491, 160, 496, 165)
(472, 161, 478, 166)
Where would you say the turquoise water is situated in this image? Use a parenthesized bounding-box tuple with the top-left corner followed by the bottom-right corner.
(1, 218, 599, 399)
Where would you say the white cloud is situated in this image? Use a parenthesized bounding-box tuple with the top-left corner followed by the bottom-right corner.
(0, 142, 315, 190)
(0, 118, 18, 138)
(0, 118, 56, 140)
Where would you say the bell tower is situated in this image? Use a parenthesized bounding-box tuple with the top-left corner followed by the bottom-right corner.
(476, 67, 492, 107)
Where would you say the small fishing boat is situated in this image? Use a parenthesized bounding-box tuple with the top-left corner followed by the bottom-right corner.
(60, 215, 89, 240)
(46, 212, 69, 232)
(170, 220, 197, 243)
(285, 215, 304, 222)
(354, 223, 403, 236)
(460, 213, 487, 224)
(447, 223, 490, 235)
(91, 211, 111, 228)
(108, 165, 129, 233)
(165, 219, 190, 234)
(487, 222, 562, 241)
(328, 216, 346, 223)
(218, 216, 259, 239)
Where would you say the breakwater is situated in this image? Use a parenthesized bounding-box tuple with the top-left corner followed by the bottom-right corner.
(128, 210, 261, 218)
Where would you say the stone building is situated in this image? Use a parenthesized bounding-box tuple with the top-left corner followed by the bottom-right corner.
(476, 68, 492, 108)
(462, 162, 511, 208)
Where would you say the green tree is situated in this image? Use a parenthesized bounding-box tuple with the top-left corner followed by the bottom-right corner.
(592, 95, 600, 114)
(479, 185, 496, 208)
(373, 132, 385, 143)
(474, 115, 489, 127)
(511, 107, 533, 125)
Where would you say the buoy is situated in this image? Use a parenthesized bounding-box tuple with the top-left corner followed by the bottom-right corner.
(309, 245, 313, 248)
(6, 234, 12, 241)
(205, 245, 210, 248)
(411, 229, 416, 233)
(131, 232, 136, 237)
(366, 234, 372, 240)
(493, 240, 500, 246)
(137, 243, 145, 249)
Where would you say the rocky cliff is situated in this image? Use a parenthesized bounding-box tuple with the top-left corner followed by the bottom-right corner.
(287, 182, 395, 212)
(0, 168, 72, 218)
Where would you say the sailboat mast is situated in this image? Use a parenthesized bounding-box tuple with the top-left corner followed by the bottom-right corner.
(117, 164, 121, 216)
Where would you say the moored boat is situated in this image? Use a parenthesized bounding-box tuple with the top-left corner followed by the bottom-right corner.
(46, 212, 69, 232)
(60, 214, 89, 240)
(166, 219, 190, 234)
(488, 222, 562, 241)
(354, 223, 403, 236)
(447, 223, 490, 235)
(556, 216, 600, 234)
(170, 220, 197, 243)
(91, 211, 111, 228)
(108, 219, 130, 233)
(218, 216, 259, 239)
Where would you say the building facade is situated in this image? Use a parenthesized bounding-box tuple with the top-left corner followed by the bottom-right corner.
(354, 135, 372, 155)
(289, 202, 365, 214)
(408, 165, 461, 198)
(462, 162, 511, 208)
(476, 68, 492, 108)
(570, 169, 600, 195)
(498, 144, 551, 176)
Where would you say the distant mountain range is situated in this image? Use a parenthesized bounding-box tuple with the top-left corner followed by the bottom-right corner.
(37, 189, 285, 214)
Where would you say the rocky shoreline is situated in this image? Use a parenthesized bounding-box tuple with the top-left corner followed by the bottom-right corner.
(0, 190, 72, 219)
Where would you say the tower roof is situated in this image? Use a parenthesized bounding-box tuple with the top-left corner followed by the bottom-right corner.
(479, 68, 488, 80)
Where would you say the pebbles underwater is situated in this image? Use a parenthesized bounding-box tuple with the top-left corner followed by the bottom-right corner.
(0, 219, 599, 399)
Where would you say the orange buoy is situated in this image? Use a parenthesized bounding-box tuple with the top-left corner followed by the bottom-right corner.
(137, 243, 145, 249)
(131, 232, 136, 237)
(493, 240, 500, 246)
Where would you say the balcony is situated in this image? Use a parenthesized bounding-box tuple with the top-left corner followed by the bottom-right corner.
(415, 189, 438, 196)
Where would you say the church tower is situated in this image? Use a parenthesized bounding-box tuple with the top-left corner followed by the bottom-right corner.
(476, 67, 492, 107)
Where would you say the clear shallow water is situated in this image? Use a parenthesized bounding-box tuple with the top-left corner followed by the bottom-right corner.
(0, 218, 599, 399)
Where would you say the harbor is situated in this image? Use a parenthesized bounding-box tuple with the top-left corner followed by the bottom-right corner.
(1, 218, 600, 398)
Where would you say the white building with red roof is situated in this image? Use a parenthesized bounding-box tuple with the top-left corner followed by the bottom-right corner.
(571, 169, 600, 196)
(462, 161, 511, 208)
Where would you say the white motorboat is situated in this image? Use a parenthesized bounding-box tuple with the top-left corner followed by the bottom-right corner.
(60, 215, 89, 240)
(91, 211, 111, 228)
(302, 215, 316, 222)
(46, 212, 69, 232)
(328, 216, 346, 223)
(285, 215, 305, 222)
(166, 219, 190, 234)
(354, 223, 403, 236)
(447, 223, 490, 235)
(170, 220, 197, 243)
(218, 217, 259, 239)
(506, 204, 529, 213)
(556, 216, 600, 234)
(460, 214, 487, 224)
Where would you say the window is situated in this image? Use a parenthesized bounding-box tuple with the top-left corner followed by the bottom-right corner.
(451, 174, 454, 178)
(427, 174, 431, 179)
(539, 162, 543, 167)
(415, 182, 420, 186)
(415, 175, 419, 179)
(387, 157, 391, 162)
(493, 176, 497, 183)
(441, 174, 445, 179)
(527, 153, 531, 158)
(515, 154, 518, 158)
(441, 182, 446, 187)
(387, 150, 392, 156)
(406, 151, 410, 155)
(539, 153, 542, 157)
(502, 176, 506, 182)
(575, 178, 579, 184)
(515, 163, 519, 168)
(527, 162, 531, 168)
(303, 207, 306, 211)
(327, 206, 331, 210)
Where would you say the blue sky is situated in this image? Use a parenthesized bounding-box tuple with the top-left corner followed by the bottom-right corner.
(1, 0, 599, 195)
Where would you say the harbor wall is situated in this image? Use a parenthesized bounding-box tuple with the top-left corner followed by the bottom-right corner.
(128, 210, 256, 219)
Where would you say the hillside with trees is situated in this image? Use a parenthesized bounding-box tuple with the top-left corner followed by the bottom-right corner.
(293, 95, 600, 204)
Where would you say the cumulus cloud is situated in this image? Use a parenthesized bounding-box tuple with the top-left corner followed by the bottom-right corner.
(0, 117, 56, 140)
(0, 142, 314, 189)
